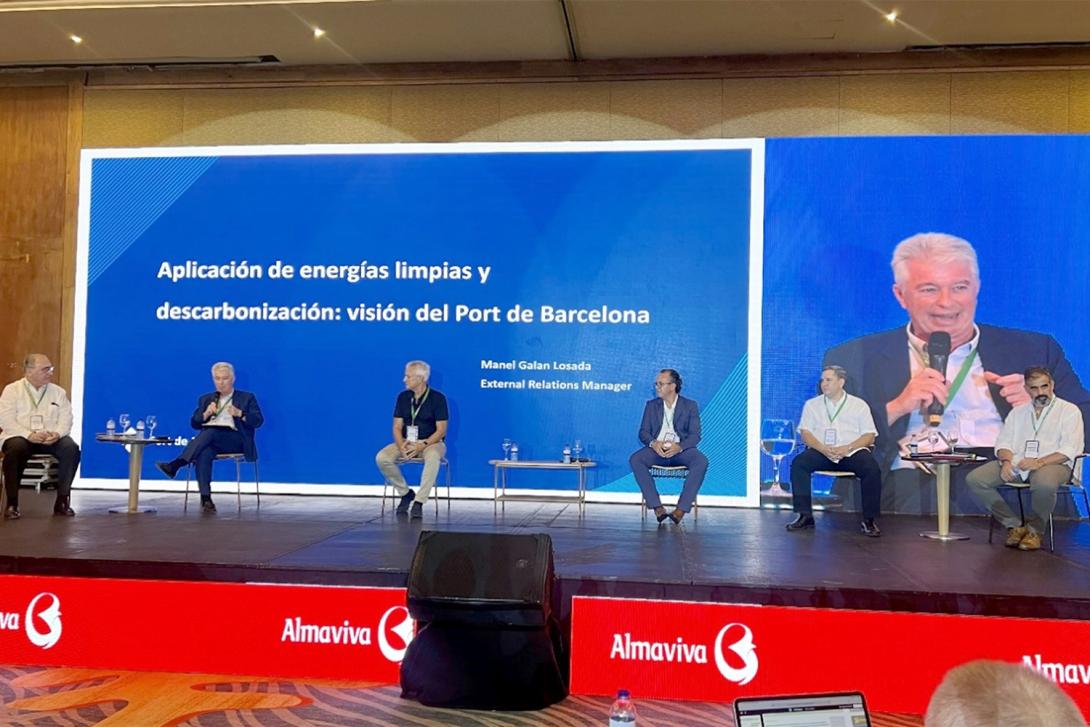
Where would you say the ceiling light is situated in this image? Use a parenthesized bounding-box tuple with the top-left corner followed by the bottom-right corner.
(312, 27, 325, 39)
(69, 33, 82, 43)
(884, 10, 898, 23)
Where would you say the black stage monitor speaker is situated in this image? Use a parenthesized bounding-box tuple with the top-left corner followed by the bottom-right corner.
(401, 531, 567, 710)
(407, 530, 554, 628)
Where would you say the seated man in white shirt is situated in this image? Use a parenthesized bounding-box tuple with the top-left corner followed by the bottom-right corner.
(787, 365, 883, 537)
(0, 353, 81, 519)
(965, 366, 1085, 551)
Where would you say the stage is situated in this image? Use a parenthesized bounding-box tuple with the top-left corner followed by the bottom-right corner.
(2, 489, 1090, 622)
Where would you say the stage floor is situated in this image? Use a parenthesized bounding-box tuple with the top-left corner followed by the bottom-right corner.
(2, 489, 1090, 619)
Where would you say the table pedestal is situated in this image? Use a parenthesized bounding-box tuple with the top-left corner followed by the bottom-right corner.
(108, 441, 157, 514)
(919, 461, 969, 541)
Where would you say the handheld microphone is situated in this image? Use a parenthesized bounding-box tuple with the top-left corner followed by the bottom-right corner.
(926, 331, 952, 427)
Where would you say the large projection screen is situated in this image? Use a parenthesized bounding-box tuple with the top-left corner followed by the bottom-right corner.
(72, 140, 765, 505)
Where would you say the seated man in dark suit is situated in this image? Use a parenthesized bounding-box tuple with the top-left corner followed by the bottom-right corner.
(628, 368, 709, 525)
(156, 361, 263, 512)
(824, 232, 1090, 513)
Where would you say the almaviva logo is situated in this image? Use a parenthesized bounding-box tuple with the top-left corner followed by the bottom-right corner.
(25, 592, 62, 650)
(714, 623, 758, 685)
(608, 622, 759, 686)
(377, 606, 414, 663)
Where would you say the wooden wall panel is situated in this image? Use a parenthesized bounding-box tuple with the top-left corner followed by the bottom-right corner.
(0, 85, 74, 388)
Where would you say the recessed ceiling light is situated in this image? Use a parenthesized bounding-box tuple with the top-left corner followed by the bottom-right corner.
(69, 33, 83, 43)
(885, 10, 898, 23)
(312, 26, 325, 38)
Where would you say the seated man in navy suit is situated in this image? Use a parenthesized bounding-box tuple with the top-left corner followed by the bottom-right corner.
(628, 369, 709, 525)
(156, 361, 264, 512)
(824, 232, 1090, 513)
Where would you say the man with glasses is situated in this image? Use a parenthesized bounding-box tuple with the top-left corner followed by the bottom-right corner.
(155, 362, 263, 512)
(375, 360, 449, 520)
(0, 354, 81, 518)
(628, 368, 708, 525)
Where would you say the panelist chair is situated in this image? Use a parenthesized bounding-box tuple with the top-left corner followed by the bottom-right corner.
(381, 454, 451, 516)
(183, 453, 260, 512)
(1, 452, 59, 520)
(987, 453, 1089, 553)
(640, 465, 699, 521)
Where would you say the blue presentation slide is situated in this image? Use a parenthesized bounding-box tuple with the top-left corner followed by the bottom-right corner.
(72, 141, 763, 501)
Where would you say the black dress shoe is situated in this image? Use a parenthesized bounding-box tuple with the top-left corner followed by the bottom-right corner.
(410, 502, 423, 520)
(3, 506, 21, 520)
(201, 499, 217, 512)
(395, 489, 416, 516)
(53, 506, 76, 517)
(786, 513, 815, 531)
(861, 519, 881, 538)
(156, 460, 181, 479)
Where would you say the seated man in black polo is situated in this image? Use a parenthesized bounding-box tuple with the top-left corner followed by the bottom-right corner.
(375, 360, 448, 520)
(787, 365, 883, 537)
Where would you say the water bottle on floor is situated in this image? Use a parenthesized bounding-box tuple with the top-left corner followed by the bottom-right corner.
(609, 689, 636, 725)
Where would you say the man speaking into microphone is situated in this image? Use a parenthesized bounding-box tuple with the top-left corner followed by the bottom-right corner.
(824, 233, 1090, 513)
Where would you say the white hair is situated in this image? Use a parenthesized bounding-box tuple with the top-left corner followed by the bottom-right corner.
(210, 361, 235, 377)
(892, 232, 979, 286)
(925, 660, 1087, 727)
(406, 360, 430, 381)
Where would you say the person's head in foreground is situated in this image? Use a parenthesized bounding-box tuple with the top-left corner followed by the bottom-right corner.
(925, 659, 1087, 727)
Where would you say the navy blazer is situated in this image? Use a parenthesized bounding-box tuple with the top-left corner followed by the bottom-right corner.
(824, 324, 1090, 467)
(637, 395, 702, 451)
(190, 389, 264, 461)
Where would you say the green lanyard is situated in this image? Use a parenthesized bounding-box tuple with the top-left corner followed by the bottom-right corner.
(23, 381, 46, 410)
(1031, 397, 1056, 435)
(215, 395, 233, 416)
(935, 348, 978, 403)
(410, 388, 430, 425)
(824, 395, 847, 423)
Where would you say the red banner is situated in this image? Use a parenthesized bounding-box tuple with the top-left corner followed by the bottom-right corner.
(570, 596, 1090, 716)
(0, 575, 411, 681)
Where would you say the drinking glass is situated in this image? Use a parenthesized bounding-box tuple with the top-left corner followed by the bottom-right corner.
(146, 415, 158, 438)
(573, 439, 584, 461)
(760, 419, 796, 496)
(501, 438, 512, 460)
(119, 413, 131, 432)
(946, 416, 961, 450)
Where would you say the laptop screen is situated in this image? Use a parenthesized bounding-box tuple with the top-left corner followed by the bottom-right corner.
(733, 692, 870, 727)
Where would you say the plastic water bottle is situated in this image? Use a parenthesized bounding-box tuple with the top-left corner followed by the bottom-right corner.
(106, 418, 116, 435)
(609, 689, 636, 725)
(562, 444, 572, 464)
(510, 443, 519, 462)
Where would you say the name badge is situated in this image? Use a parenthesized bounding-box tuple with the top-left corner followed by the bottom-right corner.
(1025, 440, 1040, 457)
(823, 428, 838, 446)
(663, 431, 680, 444)
(29, 415, 44, 431)
(406, 425, 419, 442)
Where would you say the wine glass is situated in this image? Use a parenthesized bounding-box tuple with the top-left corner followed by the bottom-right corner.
(760, 419, 796, 497)
(946, 416, 961, 450)
(573, 439, 584, 461)
(501, 438, 512, 460)
(118, 413, 131, 433)
(147, 415, 158, 438)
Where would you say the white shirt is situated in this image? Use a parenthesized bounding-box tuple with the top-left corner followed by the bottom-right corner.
(995, 395, 1084, 465)
(0, 378, 74, 446)
(799, 392, 876, 447)
(656, 397, 679, 443)
(893, 324, 1004, 469)
(207, 392, 237, 430)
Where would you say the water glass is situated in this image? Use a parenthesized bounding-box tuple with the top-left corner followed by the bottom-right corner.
(501, 438, 512, 460)
(147, 415, 158, 438)
(118, 413, 131, 432)
(573, 439, 584, 461)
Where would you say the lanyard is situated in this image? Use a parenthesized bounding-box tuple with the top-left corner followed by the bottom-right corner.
(1031, 397, 1056, 435)
(410, 388, 430, 425)
(662, 400, 677, 433)
(943, 349, 978, 403)
(215, 395, 233, 416)
(824, 395, 847, 423)
(23, 381, 47, 410)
